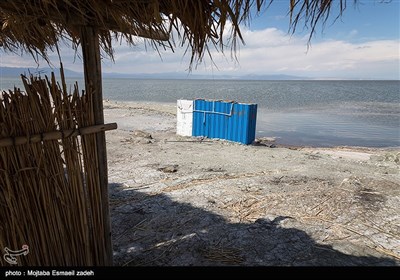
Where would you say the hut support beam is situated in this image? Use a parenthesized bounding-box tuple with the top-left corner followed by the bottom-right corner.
(80, 25, 113, 265)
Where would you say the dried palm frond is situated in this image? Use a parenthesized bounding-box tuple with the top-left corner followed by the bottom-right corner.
(0, 0, 356, 65)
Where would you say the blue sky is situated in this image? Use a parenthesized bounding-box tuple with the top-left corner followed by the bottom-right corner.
(1, 0, 399, 79)
(251, 0, 399, 41)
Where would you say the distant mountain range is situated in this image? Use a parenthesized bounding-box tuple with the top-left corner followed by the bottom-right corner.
(0, 66, 309, 80)
(0, 67, 82, 78)
(101, 71, 308, 80)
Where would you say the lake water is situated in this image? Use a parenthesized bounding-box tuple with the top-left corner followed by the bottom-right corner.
(1, 77, 399, 147)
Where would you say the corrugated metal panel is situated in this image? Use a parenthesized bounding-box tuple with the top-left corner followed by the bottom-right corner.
(192, 99, 257, 144)
(176, 100, 193, 136)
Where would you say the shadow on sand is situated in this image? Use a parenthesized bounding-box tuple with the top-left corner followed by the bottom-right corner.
(109, 183, 396, 266)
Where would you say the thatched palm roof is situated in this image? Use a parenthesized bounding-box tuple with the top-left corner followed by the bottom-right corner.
(0, 0, 352, 64)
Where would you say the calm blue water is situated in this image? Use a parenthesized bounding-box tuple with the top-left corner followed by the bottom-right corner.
(1, 77, 399, 147)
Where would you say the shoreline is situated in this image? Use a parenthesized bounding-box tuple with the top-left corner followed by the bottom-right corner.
(103, 99, 399, 151)
(104, 99, 399, 266)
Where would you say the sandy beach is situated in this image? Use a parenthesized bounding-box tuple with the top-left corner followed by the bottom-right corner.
(103, 100, 399, 266)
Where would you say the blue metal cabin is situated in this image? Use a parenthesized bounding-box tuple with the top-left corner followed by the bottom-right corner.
(192, 99, 257, 145)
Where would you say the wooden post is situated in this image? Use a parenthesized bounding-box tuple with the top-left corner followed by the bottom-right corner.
(80, 26, 113, 265)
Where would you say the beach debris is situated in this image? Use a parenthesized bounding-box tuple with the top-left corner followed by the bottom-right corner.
(139, 139, 152, 144)
(252, 137, 276, 148)
(132, 130, 153, 139)
(120, 130, 154, 144)
(157, 165, 178, 173)
(204, 167, 226, 172)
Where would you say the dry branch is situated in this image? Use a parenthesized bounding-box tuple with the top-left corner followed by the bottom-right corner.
(0, 123, 117, 147)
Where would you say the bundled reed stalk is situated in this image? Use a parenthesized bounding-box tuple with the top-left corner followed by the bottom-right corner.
(0, 71, 109, 266)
